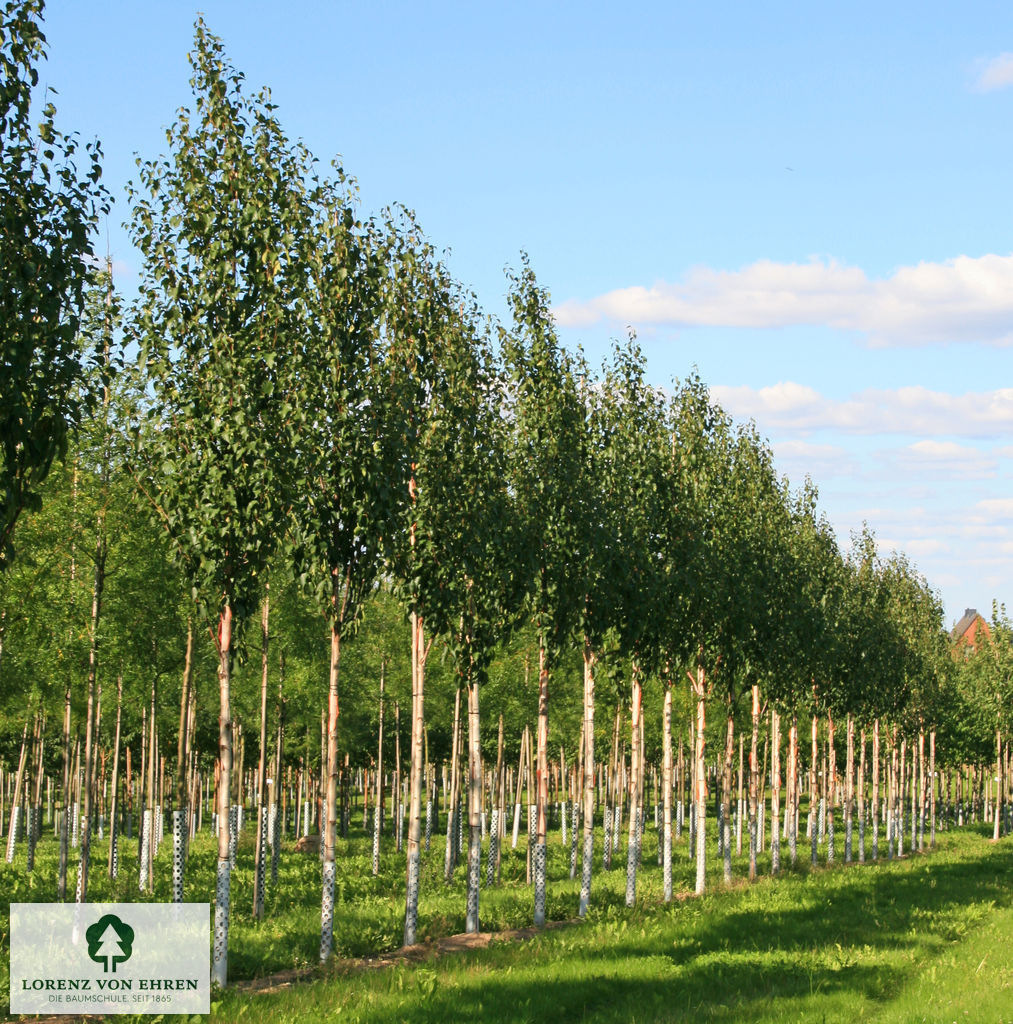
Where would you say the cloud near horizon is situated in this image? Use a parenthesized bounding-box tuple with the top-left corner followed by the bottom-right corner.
(709, 382, 1013, 438)
(553, 254, 1013, 347)
(873, 440, 1000, 482)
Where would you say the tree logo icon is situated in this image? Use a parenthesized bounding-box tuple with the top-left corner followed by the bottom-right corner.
(85, 914, 134, 973)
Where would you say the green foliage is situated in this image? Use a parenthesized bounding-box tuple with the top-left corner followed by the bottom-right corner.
(0, 0, 108, 571)
(501, 256, 584, 666)
(128, 18, 314, 625)
(383, 215, 526, 677)
(286, 180, 392, 638)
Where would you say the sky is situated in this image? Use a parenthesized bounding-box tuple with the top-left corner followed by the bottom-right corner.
(36, 1, 1013, 628)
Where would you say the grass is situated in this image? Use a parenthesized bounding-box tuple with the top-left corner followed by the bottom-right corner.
(2, 812, 1012, 1022)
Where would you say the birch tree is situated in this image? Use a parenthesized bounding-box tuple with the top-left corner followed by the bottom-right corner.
(501, 257, 583, 927)
(658, 374, 728, 896)
(128, 20, 312, 986)
(383, 216, 496, 945)
(441, 339, 526, 933)
(586, 339, 667, 909)
(285, 184, 394, 962)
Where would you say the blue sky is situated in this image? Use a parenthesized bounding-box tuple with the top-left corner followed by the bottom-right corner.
(39, 1, 1013, 626)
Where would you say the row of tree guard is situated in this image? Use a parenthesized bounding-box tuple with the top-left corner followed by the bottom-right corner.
(5, 734, 1009, 861)
(7, 696, 1011, 972)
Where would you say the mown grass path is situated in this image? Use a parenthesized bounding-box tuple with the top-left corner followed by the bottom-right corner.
(203, 826, 1012, 1024)
(4, 825, 1012, 1022)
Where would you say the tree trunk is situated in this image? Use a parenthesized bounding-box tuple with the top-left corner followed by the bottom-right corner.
(512, 726, 526, 850)
(107, 675, 123, 878)
(748, 685, 760, 881)
(691, 664, 707, 895)
(5, 718, 29, 864)
(737, 733, 744, 859)
(758, 730, 768, 856)
(810, 714, 819, 866)
(603, 707, 620, 871)
(897, 737, 906, 857)
(625, 660, 643, 906)
(533, 640, 550, 927)
(662, 673, 673, 901)
(403, 612, 428, 947)
(995, 723, 1002, 843)
(788, 715, 798, 866)
(272, 655, 284, 884)
(487, 714, 504, 886)
(497, 717, 507, 879)
(465, 679, 481, 933)
(826, 712, 836, 864)
(320, 608, 342, 961)
(872, 719, 880, 860)
(844, 714, 854, 863)
(212, 604, 234, 989)
(373, 661, 386, 877)
(929, 731, 936, 847)
(395, 700, 403, 854)
(579, 641, 596, 916)
(569, 732, 580, 879)
(26, 713, 43, 872)
(254, 594, 270, 918)
(445, 684, 462, 882)
(721, 706, 734, 884)
(141, 682, 157, 891)
(75, 498, 107, 904)
(918, 727, 926, 851)
(770, 708, 781, 875)
(174, 623, 194, 903)
(858, 728, 866, 863)
(677, 734, 685, 843)
(889, 740, 899, 859)
(57, 684, 72, 898)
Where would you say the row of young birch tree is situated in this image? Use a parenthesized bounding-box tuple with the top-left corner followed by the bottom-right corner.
(5, 3, 1013, 990)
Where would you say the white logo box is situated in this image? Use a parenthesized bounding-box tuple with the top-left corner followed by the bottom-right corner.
(11, 903, 210, 1015)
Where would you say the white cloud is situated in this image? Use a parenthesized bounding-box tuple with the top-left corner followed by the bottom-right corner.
(824, 492, 1013, 619)
(554, 254, 1013, 347)
(878, 440, 998, 481)
(710, 382, 1013, 438)
(975, 498, 1013, 520)
(769, 439, 857, 480)
(973, 53, 1013, 92)
(900, 538, 948, 558)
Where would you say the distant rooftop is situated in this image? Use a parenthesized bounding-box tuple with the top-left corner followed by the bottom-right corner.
(952, 608, 991, 645)
(953, 608, 980, 637)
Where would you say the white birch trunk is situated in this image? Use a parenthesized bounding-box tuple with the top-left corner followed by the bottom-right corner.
(212, 606, 234, 989)
(403, 613, 427, 946)
(579, 643, 596, 916)
(465, 680, 481, 933)
(533, 642, 549, 927)
(625, 662, 643, 907)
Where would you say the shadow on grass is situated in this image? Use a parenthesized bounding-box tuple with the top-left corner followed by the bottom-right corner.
(262, 831, 1013, 1024)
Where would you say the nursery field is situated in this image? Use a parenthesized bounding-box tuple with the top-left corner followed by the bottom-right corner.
(3, 822, 1011, 1024)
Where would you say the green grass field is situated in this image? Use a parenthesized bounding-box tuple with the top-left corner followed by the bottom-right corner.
(2, 816, 1012, 1023)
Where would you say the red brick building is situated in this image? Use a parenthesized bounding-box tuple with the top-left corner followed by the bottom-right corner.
(951, 607, 991, 655)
